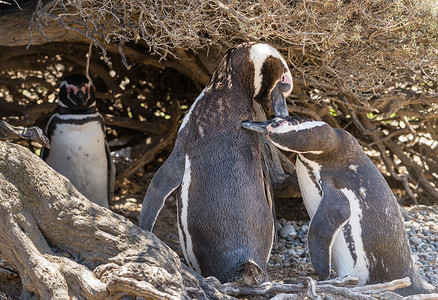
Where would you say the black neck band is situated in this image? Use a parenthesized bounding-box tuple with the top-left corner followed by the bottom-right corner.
(56, 106, 97, 115)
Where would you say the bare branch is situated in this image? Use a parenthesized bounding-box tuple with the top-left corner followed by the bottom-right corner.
(0, 121, 49, 148)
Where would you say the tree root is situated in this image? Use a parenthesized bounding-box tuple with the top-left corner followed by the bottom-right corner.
(0, 120, 49, 148)
(1, 137, 437, 299)
(0, 141, 219, 299)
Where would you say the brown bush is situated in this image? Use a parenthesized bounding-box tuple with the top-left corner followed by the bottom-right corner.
(0, 0, 437, 203)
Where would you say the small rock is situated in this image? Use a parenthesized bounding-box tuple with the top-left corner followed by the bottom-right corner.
(279, 224, 297, 239)
(277, 245, 287, 253)
(301, 225, 309, 233)
(410, 236, 422, 245)
(411, 223, 420, 230)
(272, 256, 282, 264)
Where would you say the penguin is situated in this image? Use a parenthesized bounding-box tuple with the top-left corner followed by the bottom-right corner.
(241, 116, 437, 296)
(139, 42, 293, 284)
(41, 74, 115, 208)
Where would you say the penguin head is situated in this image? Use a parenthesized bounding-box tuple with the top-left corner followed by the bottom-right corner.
(249, 43, 293, 117)
(58, 74, 95, 110)
(242, 116, 333, 154)
(207, 43, 292, 117)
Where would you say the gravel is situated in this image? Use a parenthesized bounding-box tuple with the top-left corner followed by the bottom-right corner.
(278, 224, 297, 239)
(269, 205, 438, 287)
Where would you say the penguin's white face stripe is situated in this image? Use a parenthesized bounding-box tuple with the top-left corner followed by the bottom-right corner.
(60, 81, 92, 105)
(58, 101, 68, 108)
(270, 140, 323, 155)
(179, 88, 206, 132)
(179, 155, 201, 273)
(60, 80, 91, 94)
(269, 120, 326, 134)
(249, 44, 292, 98)
(332, 188, 370, 284)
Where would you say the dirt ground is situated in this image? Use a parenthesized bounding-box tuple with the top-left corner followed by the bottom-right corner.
(110, 169, 318, 285)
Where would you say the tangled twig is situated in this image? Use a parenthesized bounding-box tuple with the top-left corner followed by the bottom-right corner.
(2, 0, 438, 203)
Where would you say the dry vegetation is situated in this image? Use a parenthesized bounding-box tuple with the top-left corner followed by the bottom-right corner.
(0, 1, 437, 299)
(0, 0, 437, 205)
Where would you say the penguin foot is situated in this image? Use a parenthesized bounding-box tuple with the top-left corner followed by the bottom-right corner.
(232, 259, 267, 286)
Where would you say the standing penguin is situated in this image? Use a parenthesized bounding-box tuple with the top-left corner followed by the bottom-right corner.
(42, 74, 115, 208)
(242, 116, 436, 296)
(139, 43, 293, 284)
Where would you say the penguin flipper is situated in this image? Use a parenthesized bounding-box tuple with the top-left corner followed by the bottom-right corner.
(308, 184, 351, 280)
(105, 141, 116, 205)
(139, 142, 185, 231)
(40, 146, 50, 160)
(260, 137, 277, 241)
(41, 116, 54, 161)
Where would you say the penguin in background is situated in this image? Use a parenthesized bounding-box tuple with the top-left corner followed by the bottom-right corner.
(139, 42, 293, 284)
(41, 74, 115, 208)
(242, 116, 437, 296)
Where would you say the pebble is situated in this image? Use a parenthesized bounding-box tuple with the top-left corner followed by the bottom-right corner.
(410, 236, 422, 245)
(278, 224, 297, 239)
(269, 206, 438, 287)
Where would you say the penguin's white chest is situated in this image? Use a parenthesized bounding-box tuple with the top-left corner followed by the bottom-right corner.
(46, 120, 109, 207)
(296, 155, 369, 284)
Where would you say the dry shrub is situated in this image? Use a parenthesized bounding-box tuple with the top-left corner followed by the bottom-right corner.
(19, 0, 438, 203)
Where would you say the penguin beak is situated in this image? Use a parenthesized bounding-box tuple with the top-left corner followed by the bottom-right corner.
(241, 120, 270, 134)
(75, 91, 87, 106)
(271, 80, 291, 118)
